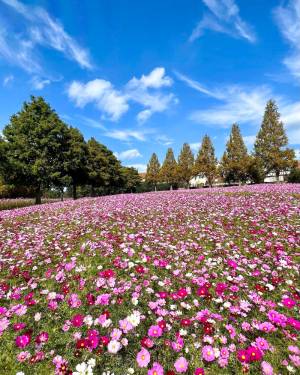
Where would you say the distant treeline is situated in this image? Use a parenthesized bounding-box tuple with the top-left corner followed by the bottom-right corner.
(145, 100, 299, 190)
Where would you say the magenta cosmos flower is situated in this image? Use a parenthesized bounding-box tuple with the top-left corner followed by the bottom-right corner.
(15, 334, 31, 348)
(137, 348, 150, 368)
(148, 362, 164, 375)
(148, 325, 163, 338)
(174, 356, 188, 373)
(202, 345, 215, 362)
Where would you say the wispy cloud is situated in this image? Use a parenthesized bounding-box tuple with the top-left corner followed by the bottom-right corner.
(68, 67, 176, 123)
(179, 73, 300, 143)
(156, 134, 174, 146)
(274, 0, 300, 81)
(103, 129, 152, 142)
(190, 0, 256, 43)
(0, 0, 92, 81)
(3, 74, 14, 87)
(31, 76, 51, 90)
(114, 149, 142, 160)
(174, 70, 223, 99)
(243, 135, 256, 149)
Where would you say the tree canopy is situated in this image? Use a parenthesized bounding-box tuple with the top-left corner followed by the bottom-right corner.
(194, 135, 217, 187)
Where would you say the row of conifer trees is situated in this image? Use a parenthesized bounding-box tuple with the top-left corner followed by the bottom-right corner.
(145, 100, 297, 189)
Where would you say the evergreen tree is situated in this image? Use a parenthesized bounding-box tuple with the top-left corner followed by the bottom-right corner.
(145, 153, 161, 191)
(160, 148, 178, 190)
(120, 167, 141, 193)
(87, 138, 122, 196)
(254, 100, 296, 180)
(64, 127, 88, 200)
(3, 96, 70, 204)
(220, 123, 249, 184)
(177, 143, 194, 188)
(194, 135, 217, 187)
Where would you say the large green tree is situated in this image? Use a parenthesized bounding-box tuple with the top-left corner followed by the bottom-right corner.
(177, 143, 194, 188)
(3, 96, 70, 204)
(120, 167, 141, 193)
(254, 100, 296, 180)
(220, 124, 249, 184)
(87, 137, 122, 196)
(145, 153, 161, 191)
(64, 127, 88, 200)
(194, 135, 217, 187)
(160, 148, 178, 190)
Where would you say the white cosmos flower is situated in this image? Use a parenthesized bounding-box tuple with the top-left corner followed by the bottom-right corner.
(107, 340, 121, 354)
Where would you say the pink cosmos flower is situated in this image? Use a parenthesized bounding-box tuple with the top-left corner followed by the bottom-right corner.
(17, 351, 30, 362)
(148, 325, 163, 338)
(261, 361, 274, 375)
(225, 324, 236, 339)
(15, 334, 31, 348)
(171, 336, 184, 352)
(95, 293, 110, 305)
(136, 348, 150, 368)
(35, 331, 49, 344)
(237, 349, 249, 363)
(174, 356, 188, 373)
(195, 368, 205, 375)
(148, 362, 164, 375)
(255, 337, 269, 351)
(282, 298, 296, 309)
(0, 317, 10, 332)
(247, 346, 263, 362)
(13, 322, 26, 331)
(202, 345, 215, 362)
(71, 314, 84, 327)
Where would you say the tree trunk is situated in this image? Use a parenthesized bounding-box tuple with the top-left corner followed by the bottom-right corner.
(276, 171, 280, 183)
(73, 184, 77, 200)
(154, 184, 157, 192)
(90, 185, 95, 197)
(60, 189, 64, 201)
(35, 186, 42, 205)
(170, 184, 173, 191)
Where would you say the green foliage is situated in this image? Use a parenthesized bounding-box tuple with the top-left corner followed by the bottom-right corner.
(145, 153, 161, 190)
(2, 96, 71, 203)
(87, 138, 122, 196)
(194, 135, 217, 187)
(177, 143, 194, 187)
(220, 124, 249, 184)
(120, 166, 141, 192)
(288, 167, 300, 183)
(159, 148, 178, 189)
(254, 100, 296, 179)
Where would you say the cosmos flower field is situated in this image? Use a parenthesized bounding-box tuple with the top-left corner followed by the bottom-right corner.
(0, 185, 299, 375)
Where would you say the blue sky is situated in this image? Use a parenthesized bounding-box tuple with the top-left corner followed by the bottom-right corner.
(0, 0, 300, 171)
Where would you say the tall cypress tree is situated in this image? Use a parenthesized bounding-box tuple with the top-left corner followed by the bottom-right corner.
(220, 123, 249, 184)
(177, 143, 194, 188)
(194, 135, 217, 187)
(160, 148, 178, 190)
(145, 153, 161, 191)
(254, 100, 296, 180)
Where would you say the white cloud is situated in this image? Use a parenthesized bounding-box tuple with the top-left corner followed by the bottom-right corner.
(114, 149, 142, 160)
(243, 135, 256, 148)
(3, 74, 14, 86)
(0, 0, 92, 76)
(128, 67, 173, 89)
(190, 0, 256, 43)
(274, 0, 300, 81)
(180, 73, 300, 143)
(68, 67, 176, 123)
(68, 79, 129, 121)
(103, 129, 152, 142)
(156, 134, 173, 146)
(174, 70, 223, 99)
(126, 164, 147, 173)
(189, 83, 270, 127)
(190, 142, 201, 152)
(31, 76, 51, 90)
